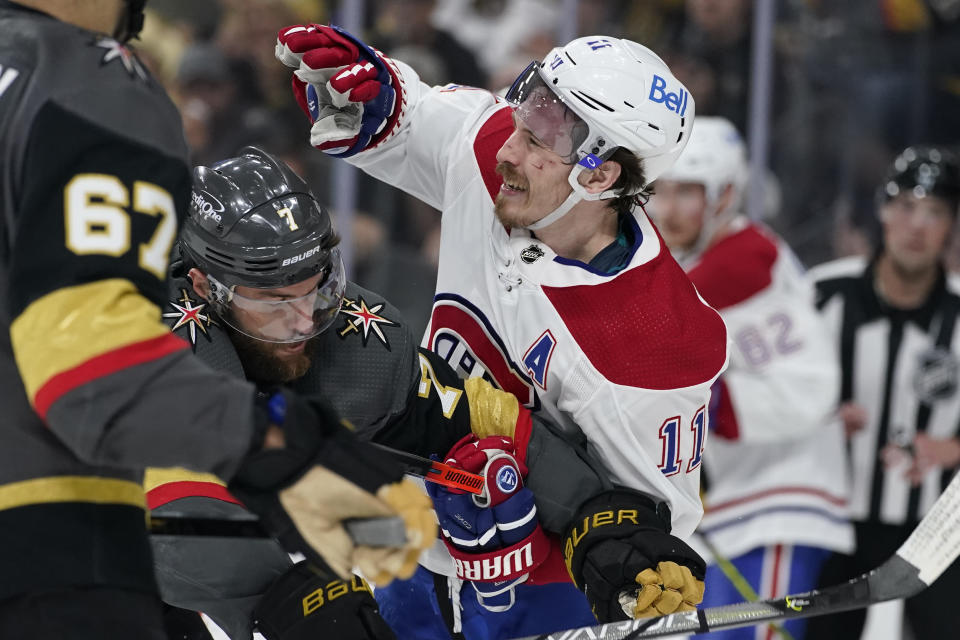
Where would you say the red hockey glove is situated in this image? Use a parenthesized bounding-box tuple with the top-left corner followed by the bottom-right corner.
(275, 24, 400, 157)
(426, 435, 551, 612)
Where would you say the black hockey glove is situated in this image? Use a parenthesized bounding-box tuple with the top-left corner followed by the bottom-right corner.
(563, 489, 706, 622)
(229, 389, 435, 585)
(254, 560, 396, 640)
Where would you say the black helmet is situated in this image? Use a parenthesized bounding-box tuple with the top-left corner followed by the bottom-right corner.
(181, 147, 345, 343)
(880, 146, 960, 215)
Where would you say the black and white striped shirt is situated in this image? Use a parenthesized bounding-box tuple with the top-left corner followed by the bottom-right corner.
(811, 256, 960, 525)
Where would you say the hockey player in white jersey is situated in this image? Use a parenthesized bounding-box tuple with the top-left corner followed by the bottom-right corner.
(646, 116, 854, 640)
(274, 25, 729, 640)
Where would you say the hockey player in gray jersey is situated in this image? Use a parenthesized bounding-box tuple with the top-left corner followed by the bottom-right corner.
(151, 147, 612, 639)
(0, 2, 436, 637)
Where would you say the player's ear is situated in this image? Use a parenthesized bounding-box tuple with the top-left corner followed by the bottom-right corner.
(715, 183, 735, 215)
(187, 268, 213, 302)
(579, 160, 622, 195)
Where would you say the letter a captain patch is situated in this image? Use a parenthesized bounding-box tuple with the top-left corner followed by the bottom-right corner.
(523, 330, 556, 390)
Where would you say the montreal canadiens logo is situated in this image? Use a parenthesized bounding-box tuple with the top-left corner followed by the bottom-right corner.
(495, 466, 519, 494)
(428, 296, 539, 409)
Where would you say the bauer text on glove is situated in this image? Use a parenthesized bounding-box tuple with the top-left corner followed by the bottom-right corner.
(563, 488, 705, 621)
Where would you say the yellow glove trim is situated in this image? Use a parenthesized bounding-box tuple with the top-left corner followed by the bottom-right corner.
(361, 479, 436, 585)
(143, 467, 224, 492)
(464, 377, 520, 439)
(631, 561, 705, 618)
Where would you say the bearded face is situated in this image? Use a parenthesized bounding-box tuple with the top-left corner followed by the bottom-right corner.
(226, 325, 319, 385)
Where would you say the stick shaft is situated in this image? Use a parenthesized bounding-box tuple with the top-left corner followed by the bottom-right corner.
(509, 469, 960, 639)
(371, 442, 485, 495)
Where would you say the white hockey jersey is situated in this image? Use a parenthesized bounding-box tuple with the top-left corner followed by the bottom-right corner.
(349, 63, 728, 540)
(684, 219, 853, 558)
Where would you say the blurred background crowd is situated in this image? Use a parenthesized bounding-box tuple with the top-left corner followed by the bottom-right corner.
(135, 0, 960, 336)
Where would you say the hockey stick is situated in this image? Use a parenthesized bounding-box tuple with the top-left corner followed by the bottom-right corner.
(510, 468, 960, 639)
(371, 442, 485, 495)
(698, 536, 795, 640)
(149, 444, 483, 546)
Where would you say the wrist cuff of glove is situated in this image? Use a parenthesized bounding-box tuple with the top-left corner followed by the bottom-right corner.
(314, 428, 404, 494)
(562, 488, 672, 589)
(328, 24, 405, 156)
(444, 524, 551, 583)
(236, 392, 403, 494)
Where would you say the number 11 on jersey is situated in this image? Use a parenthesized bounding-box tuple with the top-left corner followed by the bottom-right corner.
(658, 406, 706, 476)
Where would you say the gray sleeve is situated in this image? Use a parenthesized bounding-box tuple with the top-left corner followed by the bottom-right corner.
(46, 349, 257, 480)
(525, 415, 614, 534)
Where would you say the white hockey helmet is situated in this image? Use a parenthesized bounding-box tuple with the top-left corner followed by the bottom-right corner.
(657, 116, 748, 208)
(506, 36, 695, 185)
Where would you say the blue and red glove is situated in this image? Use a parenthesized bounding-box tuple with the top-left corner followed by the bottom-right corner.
(426, 435, 551, 612)
(275, 24, 402, 157)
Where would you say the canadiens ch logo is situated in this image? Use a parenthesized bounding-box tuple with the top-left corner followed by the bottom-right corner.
(163, 289, 216, 348)
(429, 295, 540, 410)
(338, 295, 396, 349)
(94, 37, 148, 81)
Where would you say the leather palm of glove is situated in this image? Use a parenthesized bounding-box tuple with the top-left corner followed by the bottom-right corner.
(275, 23, 399, 156)
(255, 560, 396, 640)
(229, 390, 436, 586)
(563, 489, 706, 622)
(427, 435, 551, 612)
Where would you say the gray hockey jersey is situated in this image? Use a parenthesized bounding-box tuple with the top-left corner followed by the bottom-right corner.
(0, 0, 257, 600)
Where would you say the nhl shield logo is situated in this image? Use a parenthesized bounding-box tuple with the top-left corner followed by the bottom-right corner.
(520, 244, 544, 264)
(913, 346, 959, 403)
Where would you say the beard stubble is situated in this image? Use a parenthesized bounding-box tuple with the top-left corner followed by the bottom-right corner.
(227, 326, 318, 385)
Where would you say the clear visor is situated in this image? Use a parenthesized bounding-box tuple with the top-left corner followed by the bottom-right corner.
(504, 61, 592, 164)
(208, 250, 346, 344)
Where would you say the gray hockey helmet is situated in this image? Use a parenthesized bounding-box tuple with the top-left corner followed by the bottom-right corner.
(181, 147, 345, 343)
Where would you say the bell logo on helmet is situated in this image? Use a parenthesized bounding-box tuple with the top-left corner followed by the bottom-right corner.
(281, 244, 321, 267)
(648, 74, 689, 117)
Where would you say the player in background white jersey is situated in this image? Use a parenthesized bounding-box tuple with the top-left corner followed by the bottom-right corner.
(646, 117, 854, 640)
(807, 147, 960, 639)
(274, 26, 728, 640)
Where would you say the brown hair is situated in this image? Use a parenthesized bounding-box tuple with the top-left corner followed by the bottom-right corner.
(608, 148, 653, 216)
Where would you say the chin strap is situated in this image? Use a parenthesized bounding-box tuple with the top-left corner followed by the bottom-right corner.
(524, 154, 639, 231)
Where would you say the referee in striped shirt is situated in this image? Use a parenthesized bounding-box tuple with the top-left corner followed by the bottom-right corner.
(807, 146, 960, 639)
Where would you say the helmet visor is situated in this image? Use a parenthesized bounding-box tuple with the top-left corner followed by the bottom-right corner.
(210, 248, 346, 343)
(505, 61, 592, 164)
